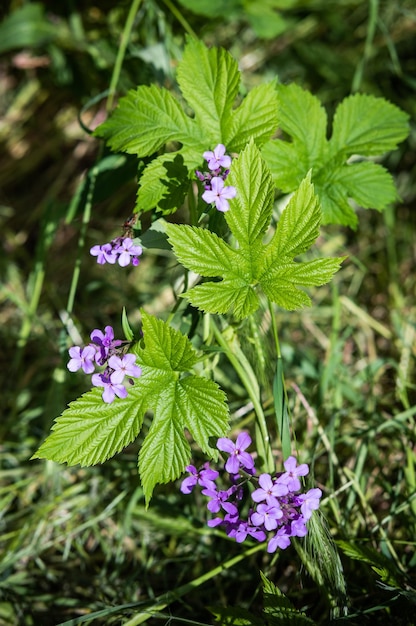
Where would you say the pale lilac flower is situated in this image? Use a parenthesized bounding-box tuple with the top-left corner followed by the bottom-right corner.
(279, 456, 309, 492)
(116, 238, 142, 267)
(299, 488, 322, 521)
(67, 345, 96, 374)
(108, 353, 142, 384)
(203, 144, 232, 171)
(90, 243, 117, 264)
(91, 373, 128, 404)
(267, 527, 292, 552)
(251, 473, 288, 504)
(202, 177, 236, 212)
(290, 517, 308, 537)
(217, 432, 255, 474)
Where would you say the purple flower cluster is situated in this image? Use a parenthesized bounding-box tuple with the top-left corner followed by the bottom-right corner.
(67, 325, 142, 403)
(196, 144, 237, 213)
(181, 432, 322, 553)
(90, 236, 142, 267)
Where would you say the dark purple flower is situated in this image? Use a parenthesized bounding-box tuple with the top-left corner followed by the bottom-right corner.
(180, 463, 219, 495)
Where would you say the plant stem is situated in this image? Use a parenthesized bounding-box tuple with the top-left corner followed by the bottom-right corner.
(210, 317, 274, 472)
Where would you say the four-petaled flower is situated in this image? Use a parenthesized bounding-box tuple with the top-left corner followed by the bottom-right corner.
(108, 354, 142, 384)
(279, 456, 309, 492)
(203, 144, 232, 171)
(91, 372, 128, 404)
(251, 473, 288, 505)
(202, 177, 236, 212)
(67, 345, 96, 374)
(217, 432, 255, 474)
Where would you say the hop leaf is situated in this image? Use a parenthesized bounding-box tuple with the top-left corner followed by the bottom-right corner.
(167, 142, 345, 320)
(263, 84, 409, 228)
(33, 312, 229, 504)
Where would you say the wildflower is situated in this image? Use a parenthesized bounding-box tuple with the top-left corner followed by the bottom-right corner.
(90, 235, 142, 267)
(115, 237, 142, 267)
(267, 526, 292, 552)
(180, 463, 219, 494)
(67, 345, 96, 374)
(91, 372, 128, 404)
(299, 488, 322, 521)
(250, 503, 283, 531)
(217, 432, 255, 474)
(201, 177, 236, 212)
(90, 325, 122, 364)
(203, 144, 232, 171)
(251, 473, 288, 505)
(279, 456, 309, 492)
(108, 353, 142, 384)
(90, 243, 117, 265)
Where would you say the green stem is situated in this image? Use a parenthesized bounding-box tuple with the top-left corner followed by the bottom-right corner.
(107, 0, 143, 112)
(268, 300, 292, 459)
(210, 318, 274, 472)
(160, 0, 198, 39)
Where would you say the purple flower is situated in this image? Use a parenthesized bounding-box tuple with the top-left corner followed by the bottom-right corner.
(202, 486, 238, 515)
(91, 372, 128, 404)
(279, 456, 309, 492)
(250, 503, 283, 531)
(203, 144, 232, 171)
(108, 353, 142, 384)
(181, 463, 219, 494)
(67, 345, 97, 374)
(217, 432, 255, 474)
(267, 527, 292, 552)
(299, 488, 322, 521)
(290, 517, 308, 537)
(251, 473, 288, 505)
(115, 237, 142, 267)
(90, 243, 117, 265)
(90, 325, 121, 363)
(202, 177, 237, 212)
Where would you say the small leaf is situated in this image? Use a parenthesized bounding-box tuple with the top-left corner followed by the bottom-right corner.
(330, 93, 410, 158)
(177, 38, 240, 142)
(121, 307, 134, 341)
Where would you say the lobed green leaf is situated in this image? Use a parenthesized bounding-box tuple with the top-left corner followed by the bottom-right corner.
(177, 38, 240, 143)
(94, 85, 198, 155)
(330, 93, 410, 158)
